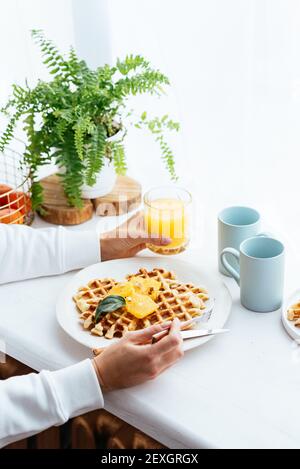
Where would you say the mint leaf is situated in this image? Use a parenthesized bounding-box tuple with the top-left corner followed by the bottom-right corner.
(95, 295, 126, 323)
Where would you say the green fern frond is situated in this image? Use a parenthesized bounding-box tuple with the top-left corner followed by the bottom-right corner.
(68, 47, 81, 71)
(116, 54, 149, 75)
(156, 135, 177, 181)
(55, 118, 69, 141)
(85, 125, 106, 185)
(97, 64, 116, 83)
(55, 109, 74, 123)
(12, 84, 27, 101)
(30, 180, 44, 212)
(23, 111, 34, 134)
(64, 46, 87, 84)
(0, 106, 25, 152)
(115, 70, 170, 97)
(112, 143, 127, 175)
(136, 114, 179, 181)
(0, 98, 16, 115)
(74, 125, 85, 160)
(31, 29, 64, 76)
(73, 116, 91, 160)
(55, 135, 84, 208)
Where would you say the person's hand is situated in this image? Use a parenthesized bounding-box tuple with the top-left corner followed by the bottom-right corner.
(93, 319, 183, 391)
(100, 211, 170, 261)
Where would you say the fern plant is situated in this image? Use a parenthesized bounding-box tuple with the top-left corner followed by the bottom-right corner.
(0, 30, 179, 209)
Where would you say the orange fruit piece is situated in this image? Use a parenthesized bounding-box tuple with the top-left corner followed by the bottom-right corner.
(0, 184, 13, 207)
(128, 277, 161, 299)
(109, 283, 135, 298)
(126, 293, 158, 319)
(8, 192, 32, 215)
(0, 208, 24, 224)
(0, 185, 31, 216)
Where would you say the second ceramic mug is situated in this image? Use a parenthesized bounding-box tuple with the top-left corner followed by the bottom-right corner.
(218, 206, 268, 276)
(220, 236, 285, 312)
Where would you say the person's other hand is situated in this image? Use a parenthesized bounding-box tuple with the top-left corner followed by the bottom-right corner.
(93, 319, 183, 391)
(100, 211, 170, 261)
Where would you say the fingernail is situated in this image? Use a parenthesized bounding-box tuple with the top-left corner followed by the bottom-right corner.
(161, 237, 171, 246)
(162, 322, 171, 328)
(150, 237, 171, 246)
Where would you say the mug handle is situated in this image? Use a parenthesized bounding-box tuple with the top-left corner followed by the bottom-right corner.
(220, 248, 240, 285)
(257, 231, 272, 238)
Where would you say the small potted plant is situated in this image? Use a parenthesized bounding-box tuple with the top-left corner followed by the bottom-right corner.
(0, 30, 179, 210)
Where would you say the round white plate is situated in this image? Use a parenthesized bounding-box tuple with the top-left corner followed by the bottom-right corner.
(56, 257, 232, 352)
(282, 289, 300, 341)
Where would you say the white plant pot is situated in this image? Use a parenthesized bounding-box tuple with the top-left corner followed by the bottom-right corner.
(56, 129, 122, 199)
(81, 160, 117, 199)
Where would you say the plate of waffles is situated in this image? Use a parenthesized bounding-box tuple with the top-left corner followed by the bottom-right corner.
(282, 290, 300, 341)
(56, 257, 232, 351)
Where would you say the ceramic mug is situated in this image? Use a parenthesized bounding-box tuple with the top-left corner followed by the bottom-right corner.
(218, 206, 268, 275)
(220, 236, 285, 312)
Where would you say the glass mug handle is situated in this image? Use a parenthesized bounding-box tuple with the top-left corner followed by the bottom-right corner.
(220, 248, 241, 285)
(257, 232, 272, 238)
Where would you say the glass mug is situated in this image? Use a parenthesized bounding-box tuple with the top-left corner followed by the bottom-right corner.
(144, 186, 192, 255)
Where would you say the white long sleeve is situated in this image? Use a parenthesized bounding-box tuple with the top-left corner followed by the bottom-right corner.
(0, 223, 101, 284)
(0, 224, 104, 448)
(0, 360, 104, 448)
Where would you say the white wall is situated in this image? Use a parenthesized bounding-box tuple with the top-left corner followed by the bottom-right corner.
(107, 0, 300, 246)
(72, 0, 112, 68)
(0, 0, 74, 97)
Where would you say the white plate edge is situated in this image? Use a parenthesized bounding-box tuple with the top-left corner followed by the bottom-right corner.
(281, 289, 300, 341)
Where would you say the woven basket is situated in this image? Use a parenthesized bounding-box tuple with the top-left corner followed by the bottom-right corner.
(0, 147, 34, 225)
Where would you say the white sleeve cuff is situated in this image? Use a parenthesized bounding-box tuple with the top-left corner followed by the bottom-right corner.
(44, 359, 104, 421)
(63, 230, 100, 272)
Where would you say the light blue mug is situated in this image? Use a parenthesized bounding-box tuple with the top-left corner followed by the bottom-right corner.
(218, 206, 268, 275)
(220, 236, 285, 312)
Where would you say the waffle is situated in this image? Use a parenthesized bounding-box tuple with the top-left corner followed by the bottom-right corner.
(73, 268, 209, 339)
(73, 278, 117, 329)
(287, 301, 300, 325)
(128, 268, 209, 316)
(126, 267, 177, 289)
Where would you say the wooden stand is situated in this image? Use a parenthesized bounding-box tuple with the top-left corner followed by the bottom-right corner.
(39, 174, 93, 225)
(39, 174, 141, 225)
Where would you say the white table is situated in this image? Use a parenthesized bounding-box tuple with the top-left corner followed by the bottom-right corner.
(1, 211, 300, 450)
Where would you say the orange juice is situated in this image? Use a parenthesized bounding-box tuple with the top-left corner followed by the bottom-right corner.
(145, 197, 190, 255)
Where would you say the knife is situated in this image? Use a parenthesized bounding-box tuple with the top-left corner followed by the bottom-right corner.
(151, 327, 229, 344)
(180, 328, 229, 340)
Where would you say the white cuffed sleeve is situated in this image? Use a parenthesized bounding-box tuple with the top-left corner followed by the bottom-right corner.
(0, 359, 104, 448)
(0, 224, 100, 285)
